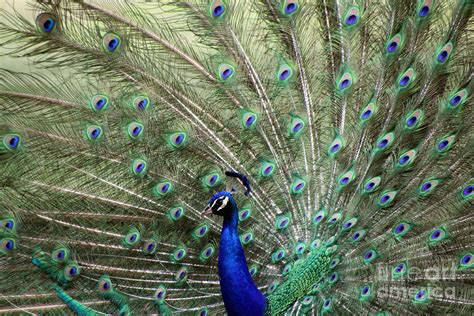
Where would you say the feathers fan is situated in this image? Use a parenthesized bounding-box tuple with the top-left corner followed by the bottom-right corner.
(0, 0, 472, 315)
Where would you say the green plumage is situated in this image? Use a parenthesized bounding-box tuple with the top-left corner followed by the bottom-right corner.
(0, 0, 473, 315)
(266, 249, 331, 315)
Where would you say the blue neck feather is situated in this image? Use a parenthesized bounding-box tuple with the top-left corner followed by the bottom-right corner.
(218, 203, 266, 316)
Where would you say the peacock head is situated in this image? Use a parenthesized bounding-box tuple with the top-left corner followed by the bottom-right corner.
(202, 191, 236, 218)
(202, 171, 251, 218)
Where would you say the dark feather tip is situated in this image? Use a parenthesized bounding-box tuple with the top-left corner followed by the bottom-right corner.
(225, 171, 252, 196)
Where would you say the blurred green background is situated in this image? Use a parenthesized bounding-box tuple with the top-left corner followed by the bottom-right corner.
(0, 0, 37, 72)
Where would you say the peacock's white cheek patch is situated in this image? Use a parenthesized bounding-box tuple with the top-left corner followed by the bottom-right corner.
(216, 196, 229, 212)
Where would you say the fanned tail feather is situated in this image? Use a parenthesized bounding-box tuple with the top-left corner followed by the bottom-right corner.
(0, 0, 472, 315)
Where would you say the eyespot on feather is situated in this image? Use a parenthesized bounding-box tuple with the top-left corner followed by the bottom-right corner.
(280, 0, 300, 17)
(210, 0, 227, 19)
(36, 13, 57, 33)
(3, 134, 22, 151)
(102, 33, 122, 53)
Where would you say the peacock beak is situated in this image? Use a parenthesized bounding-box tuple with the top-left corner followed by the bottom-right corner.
(201, 206, 213, 217)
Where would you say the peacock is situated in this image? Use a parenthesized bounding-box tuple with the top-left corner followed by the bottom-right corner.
(0, 0, 473, 314)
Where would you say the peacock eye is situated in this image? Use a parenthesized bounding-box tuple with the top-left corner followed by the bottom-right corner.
(154, 285, 166, 303)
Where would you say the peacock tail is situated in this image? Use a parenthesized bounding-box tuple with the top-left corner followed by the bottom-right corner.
(0, 0, 473, 315)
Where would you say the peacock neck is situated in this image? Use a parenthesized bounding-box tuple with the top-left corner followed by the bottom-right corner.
(218, 205, 266, 316)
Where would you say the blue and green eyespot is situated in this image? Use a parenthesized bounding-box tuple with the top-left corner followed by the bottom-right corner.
(123, 227, 141, 247)
(337, 72, 354, 91)
(90, 94, 110, 112)
(377, 190, 397, 208)
(435, 42, 453, 64)
(52, 246, 70, 262)
(239, 208, 252, 222)
(294, 242, 306, 256)
(309, 280, 322, 293)
(290, 177, 306, 194)
(397, 68, 416, 89)
(271, 248, 286, 263)
(280, 0, 300, 17)
(396, 149, 417, 168)
(418, 178, 440, 196)
(167, 206, 185, 221)
(85, 125, 103, 142)
(392, 261, 408, 279)
(342, 217, 358, 231)
(168, 131, 188, 149)
(322, 297, 332, 311)
(458, 253, 473, 270)
(276, 63, 294, 84)
(404, 109, 424, 130)
(2, 134, 21, 151)
(249, 265, 259, 277)
(328, 135, 345, 157)
(310, 238, 321, 250)
(343, 7, 361, 28)
(374, 132, 395, 153)
(98, 275, 113, 293)
(288, 115, 305, 137)
(327, 212, 342, 226)
(445, 89, 468, 110)
(428, 227, 448, 245)
(0, 218, 16, 232)
(362, 248, 378, 264)
(36, 13, 57, 33)
(267, 281, 279, 294)
(351, 229, 366, 243)
(131, 158, 148, 176)
(193, 223, 210, 239)
(153, 180, 173, 197)
(386, 33, 403, 55)
(142, 240, 158, 255)
(210, 0, 227, 19)
(0, 238, 16, 255)
(64, 262, 81, 280)
(362, 176, 382, 194)
(360, 101, 378, 123)
(461, 180, 473, 201)
(175, 266, 188, 284)
(413, 288, 430, 304)
(202, 172, 221, 189)
(132, 96, 151, 111)
(217, 63, 235, 82)
(275, 214, 291, 230)
(435, 134, 455, 153)
(240, 231, 254, 245)
(359, 283, 373, 301)
(242, 111, 258, 129)
(301, 295, 314, 308)
(102, 33, 122, 53)
(171, 246, 187, 262)
(313, 209, 327, 226)
(126, 121, 144, 140)
(329, 257, 341, 270)
(154, 285, 167, 303)
(392, 222, 412, 240)
(197, 308, 209, 316)
(260, 161, 276, 178)
(337, 169, 356, 189)
(417, 0, 433, 18)
(200, 244, 216, 262)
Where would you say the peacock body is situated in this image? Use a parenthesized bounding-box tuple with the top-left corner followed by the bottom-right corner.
(0, 0, 473, 315)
